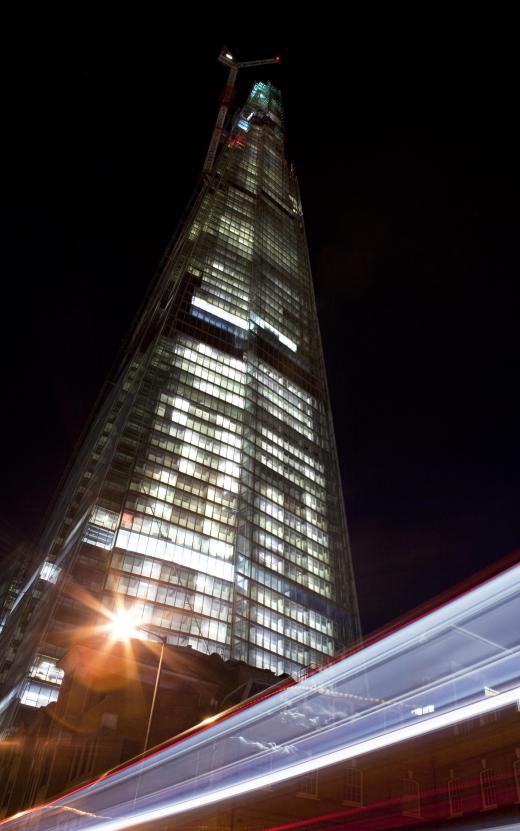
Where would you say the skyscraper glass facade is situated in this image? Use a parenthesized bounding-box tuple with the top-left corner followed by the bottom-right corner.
(0, 80, 359, 718)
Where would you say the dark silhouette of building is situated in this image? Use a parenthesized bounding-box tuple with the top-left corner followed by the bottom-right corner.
(0, 638, 287, 816)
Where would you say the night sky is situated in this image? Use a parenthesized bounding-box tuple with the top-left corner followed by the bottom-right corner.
(2, 33, 519, 636)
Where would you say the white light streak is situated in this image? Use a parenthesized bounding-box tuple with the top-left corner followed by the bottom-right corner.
(192, 297, 249, 330)
(250, 313, 297, 351)
(63, 685, 520, 831)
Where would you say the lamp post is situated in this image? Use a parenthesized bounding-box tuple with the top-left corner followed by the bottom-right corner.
(108, 612, 167, 754)
(138, 626, 167, 754)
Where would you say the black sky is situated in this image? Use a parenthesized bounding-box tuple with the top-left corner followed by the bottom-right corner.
(2, 32, 520, 635)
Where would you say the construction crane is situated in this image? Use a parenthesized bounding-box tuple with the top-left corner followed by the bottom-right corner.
(202, 47, 281, 175)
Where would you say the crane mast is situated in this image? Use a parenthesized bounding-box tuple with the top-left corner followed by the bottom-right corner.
(202, 47, 281, 175)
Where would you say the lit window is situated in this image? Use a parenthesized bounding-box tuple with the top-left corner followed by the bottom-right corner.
(402, 772, 421, 818)
(448, 773, 463, 816)
(191, 296, 249, 330)
(480, 764, 498, 809)
(29, 656, 64, 685)
(40, 561, 61, 583)
(343, 765, 363, 806)
(20, 681, 59, 708)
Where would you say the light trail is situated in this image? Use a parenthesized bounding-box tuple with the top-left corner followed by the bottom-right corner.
(1, 559, 519, 831)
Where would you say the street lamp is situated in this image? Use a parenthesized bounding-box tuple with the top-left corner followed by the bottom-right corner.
(109, 612, 167, 753)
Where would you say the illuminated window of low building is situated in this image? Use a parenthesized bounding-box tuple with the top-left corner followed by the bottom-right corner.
(447, 769, 463, 816)
(29, 655, 64, 685)
(480, 761, 498, 810)
(343, 763, 363, 806)
(20, 681, 59, 708)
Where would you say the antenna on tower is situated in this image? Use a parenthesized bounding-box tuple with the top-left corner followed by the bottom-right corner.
(202, 47, 281, 175)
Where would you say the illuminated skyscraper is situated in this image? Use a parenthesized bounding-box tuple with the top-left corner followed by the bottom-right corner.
(0, 74, 359, 723)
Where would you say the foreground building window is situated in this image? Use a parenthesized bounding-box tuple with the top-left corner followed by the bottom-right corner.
(343, 764, 363, 806)
(447, 770, 463, 817)
(480, 762, 498, 810)
(402, 771, 421, 818)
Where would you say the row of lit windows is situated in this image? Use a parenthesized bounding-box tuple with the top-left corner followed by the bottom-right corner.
(250, 583, 334, 635)
(248, 625, 327, 663)
(174, 347, 247, 385)
(136, 445, 329, 536)
(105, 572, 231, 622)
(194, 289, 249, 327)
(254, 521, 330, 577)
(176, 425, 242, 460)
(255, 494, 328, 539)
(192, 242, 252, 283)
(166, 380, 246, 424)
(124, 485, 331, 575)
(146, 434, 242, 480)
(219, 189, 255, 217)
(174, 338, 246, 371)
(129, 494, 236, 545)
(252, 545, 333, 598)
(255, 294, 303, 342)
(231, 171, 257, 196)
(245, 644, 300, 676)
(205, 222, 254, 259)
(261, 265, 303, 306)
(135, 462, 238, 508)
(261, 231, 298, 270)
(256, 486, 328, 532)
(292, 761, 520, 818)
(254, 453, 328, 506)
(210, 254, 250, 282)
(261, 215, 299, 252)
(147, 447, 238, 504)
(200, 282, 249, 313)
(157, 395, 242, 436)
(174, 351, 246, 386)
(258, 450, 325, 495)
(146, 445, 240, 493)
(257, 439, 325, 489)
(248, 556, 332, 600)
(250, 605, 334, 653)
(132, 479, 237, 528)
(253, 532, 331, 584)
(257, 477, 327, 522)
(201, 276, 249, 308)
(144, 421, 242, 466)
(255, 487, 327, 538)
(174, 361, 245, 400)
(29, 655, 64, 686)
(256, 389, 314, 436)
(118, 517, 234, 563)
(180, 371, 246, 410)
(104, 594, 230, 645)
(261, 244, 297, 275)
(111, 551, 232, 601)
(220, 197, 255, 223)
(255, 361, 318, 410)
(157, 398, 243, 440)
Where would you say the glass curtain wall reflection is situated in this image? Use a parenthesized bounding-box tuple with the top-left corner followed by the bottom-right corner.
(0, 81, 359, 720)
